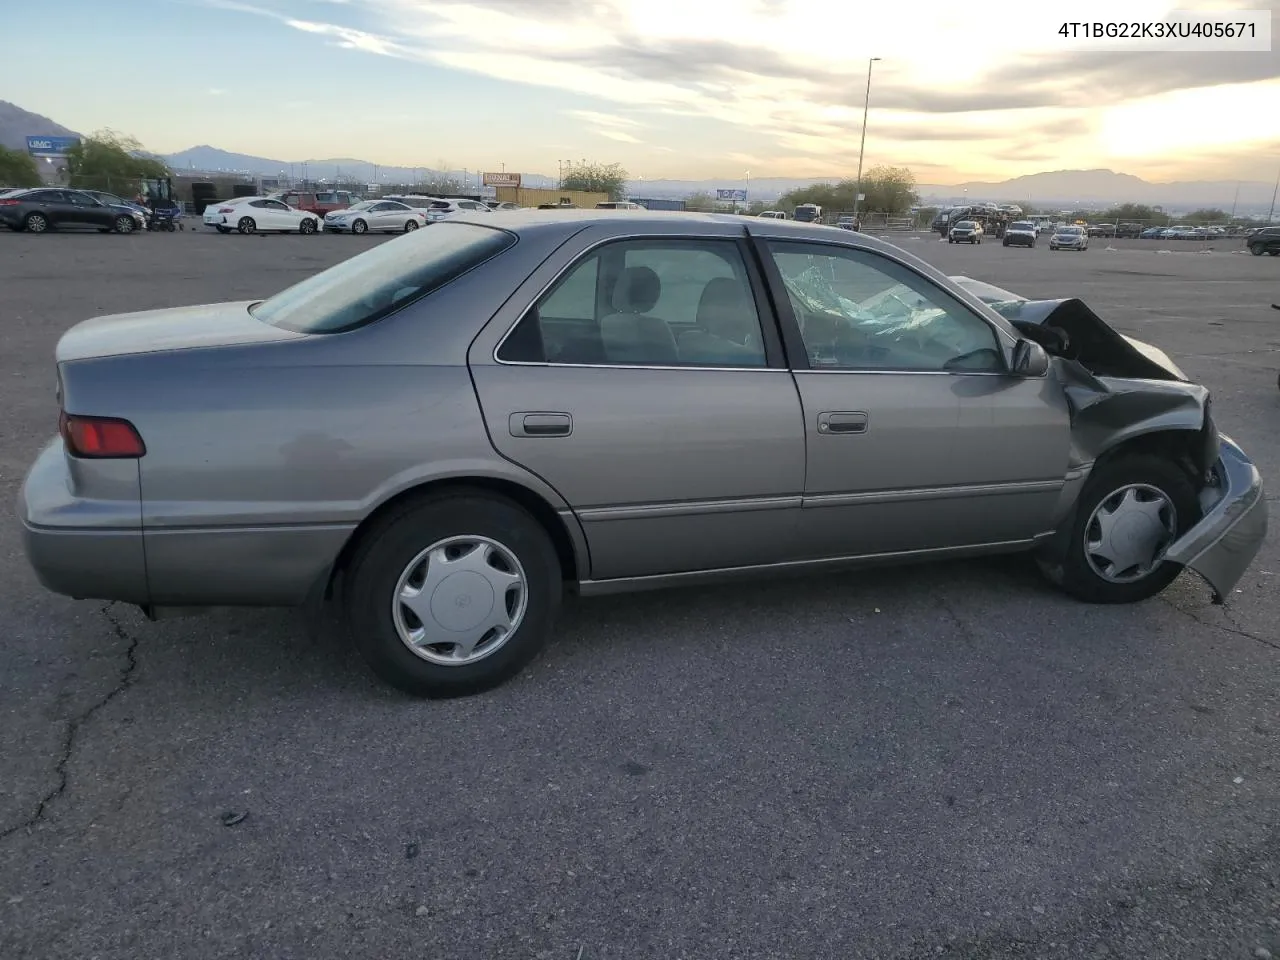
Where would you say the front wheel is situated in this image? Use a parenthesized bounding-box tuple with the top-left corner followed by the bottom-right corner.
(299, 217, 317, 235)
(113, 215, 136, 234)
(1047, 454, 1200, 604)
(343, 492, 563, 698)
(237, 216, 256, 235)
(351, 218, 368, 235)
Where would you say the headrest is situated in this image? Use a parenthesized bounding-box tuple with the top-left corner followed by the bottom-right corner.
(611, 266, 661, 314)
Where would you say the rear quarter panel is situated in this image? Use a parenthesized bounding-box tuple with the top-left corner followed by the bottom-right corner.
(58, 228, 582, 602)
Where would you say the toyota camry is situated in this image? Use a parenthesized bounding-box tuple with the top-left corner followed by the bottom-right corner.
(19, 212, 1267, 698)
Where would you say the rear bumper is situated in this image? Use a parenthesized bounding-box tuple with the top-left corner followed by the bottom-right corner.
(19, 438, 355, 608)
(1164, 436, 1268, 600)
(18, 440, 149, 603)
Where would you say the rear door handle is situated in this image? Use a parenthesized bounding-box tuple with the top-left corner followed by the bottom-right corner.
(509, 412, 572, 438)
(817, 411, 868, 435)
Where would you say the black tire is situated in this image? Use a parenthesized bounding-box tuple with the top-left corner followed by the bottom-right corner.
(237, 216, 256, 235)
(299, 217, 316, 235)
(351, 218, 368, 235)
(1269, 250, 1279, 257)
(404, 219, 419, 232)
(113, 215, 135, 234)
(344, 492, 563, 698)
(216, 226, 230, 234)
(1249, 244, 1263, 256)
(1051, 453, 1201, 604)
(23, 212, 48, 233)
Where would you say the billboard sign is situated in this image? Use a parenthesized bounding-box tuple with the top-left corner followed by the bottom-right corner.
(716, 188, 748, 201)
(26, 135, 80, 158)
(483, 171, 521, 187)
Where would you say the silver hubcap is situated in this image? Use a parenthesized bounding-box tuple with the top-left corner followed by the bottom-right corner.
(391, 535, 528, 665)
(405, 220, 417, 231)
(28, 216, 46, 232)
(1084, 483, 1177, 583)
(118, 218, 133, 232)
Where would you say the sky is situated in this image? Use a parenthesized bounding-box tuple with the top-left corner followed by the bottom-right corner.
(4, 0, 1279, 184)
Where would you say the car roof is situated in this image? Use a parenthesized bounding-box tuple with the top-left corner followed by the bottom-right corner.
(441, 209, 971, 264)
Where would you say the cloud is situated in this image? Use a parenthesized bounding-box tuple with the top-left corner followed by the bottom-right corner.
(193, 0, 1280, 179)
(567, 110, 642, 128)
(207, 87, 227, 96)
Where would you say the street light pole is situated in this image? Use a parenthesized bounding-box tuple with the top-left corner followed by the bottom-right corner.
(851, 56, 881, 225)
(1269, 162, 1279, 224)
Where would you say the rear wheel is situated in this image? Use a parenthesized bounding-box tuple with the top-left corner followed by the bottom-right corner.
(343, 492, 562, 698)
(1048, 454, 1200, 604)
(237, 216, 256, 235)
(351, 218, 368, 235)
(216, 226, 230, 234)
(23, 213, 48, 233)
(404, 219, 419, 232)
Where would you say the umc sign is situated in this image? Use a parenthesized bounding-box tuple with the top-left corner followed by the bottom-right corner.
(26, 136, 80, 158)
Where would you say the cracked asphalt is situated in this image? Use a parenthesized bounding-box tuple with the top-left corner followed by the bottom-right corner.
(1, 227, 1278, 959)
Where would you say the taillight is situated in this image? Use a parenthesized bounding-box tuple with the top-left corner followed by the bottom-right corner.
(218, 206, 235, 213)
(0, 199, 19, 206)
(59, 412, 146, 458)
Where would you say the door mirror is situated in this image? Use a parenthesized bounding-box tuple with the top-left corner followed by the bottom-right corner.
(1012, 338, 1049, 377)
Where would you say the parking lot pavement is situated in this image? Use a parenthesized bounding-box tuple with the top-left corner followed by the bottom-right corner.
(1, 228, 1278, 960)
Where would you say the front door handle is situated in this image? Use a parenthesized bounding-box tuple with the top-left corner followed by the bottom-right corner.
(817, 411, 868, 435)
(510, 412, 572, 438)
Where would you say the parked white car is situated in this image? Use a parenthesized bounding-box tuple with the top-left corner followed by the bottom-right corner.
(423, 198, 493, 222)
(323, 200, 429, 235)
(203, 196, 320, 235)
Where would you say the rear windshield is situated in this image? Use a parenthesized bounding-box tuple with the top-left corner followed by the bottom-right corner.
(430, 200, 452, 209)
(1010, 222, 1033, 230)
(250, 222, 516, 334)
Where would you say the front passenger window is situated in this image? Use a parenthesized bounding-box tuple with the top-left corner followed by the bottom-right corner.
(767, 242, 1003, 373)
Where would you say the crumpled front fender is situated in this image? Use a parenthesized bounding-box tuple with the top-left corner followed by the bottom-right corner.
(1163, 436, 1267, 602)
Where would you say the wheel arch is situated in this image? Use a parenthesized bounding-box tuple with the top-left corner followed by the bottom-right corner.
(322, 475, 588, 600)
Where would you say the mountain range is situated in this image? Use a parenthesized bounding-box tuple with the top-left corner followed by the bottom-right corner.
(3, 101, 1275, 212)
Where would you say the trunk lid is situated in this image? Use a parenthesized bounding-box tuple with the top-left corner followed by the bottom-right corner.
(55, 301, 306, 363)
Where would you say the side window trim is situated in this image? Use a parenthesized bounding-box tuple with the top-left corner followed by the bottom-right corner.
(753, 236, 1013, 374)
(494, 232, 787, 370)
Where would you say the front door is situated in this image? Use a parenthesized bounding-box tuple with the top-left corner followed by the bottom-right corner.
(65, 192, 112, 228)
(755, 236, 1071, 560)
(468, 230, 806, 582)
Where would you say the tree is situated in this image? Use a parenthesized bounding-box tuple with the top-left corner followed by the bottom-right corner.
(684, 190, 716, 212)
(0, 146, 41, 187)
(1183, 207, 1229, 225)
(561, 161, 629, 200)
(1100, 203, 1170, 226)
(65, 129, 170, 193)
(780, 165, 919, 216)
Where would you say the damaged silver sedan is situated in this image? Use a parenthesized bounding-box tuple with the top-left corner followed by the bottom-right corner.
(18, 213, 1268, 698)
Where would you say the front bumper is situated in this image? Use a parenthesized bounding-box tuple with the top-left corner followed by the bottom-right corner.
(1163, 436, 1268, 600)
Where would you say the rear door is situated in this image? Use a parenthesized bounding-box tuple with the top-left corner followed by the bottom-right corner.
(749, 231, 1071, 560)
(467, 223, 806, 582)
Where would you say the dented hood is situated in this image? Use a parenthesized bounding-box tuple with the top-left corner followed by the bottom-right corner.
(988, 297, 1188, 381)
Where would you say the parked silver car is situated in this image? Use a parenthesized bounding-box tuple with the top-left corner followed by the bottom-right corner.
(323, 199, 428, 235)
(19, 212, 1268, 697)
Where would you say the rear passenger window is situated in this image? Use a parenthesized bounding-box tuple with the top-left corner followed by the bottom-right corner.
(498, 239, 767, 368)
